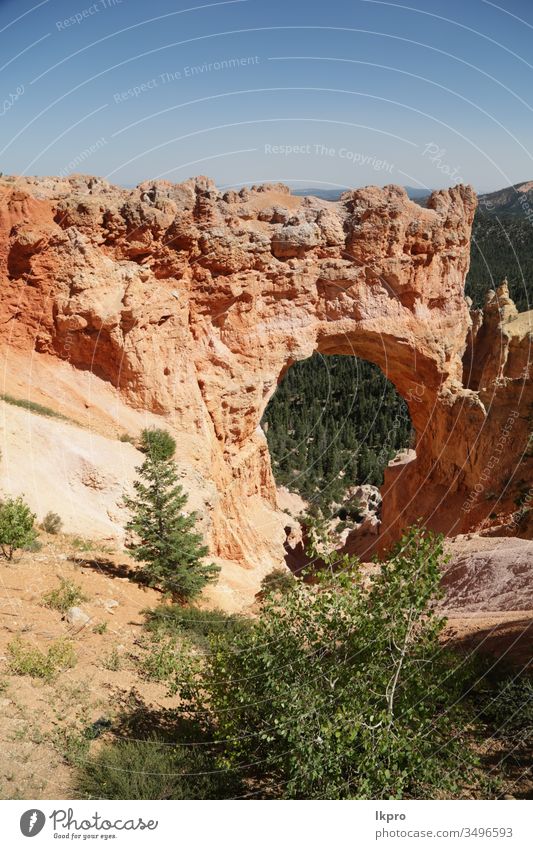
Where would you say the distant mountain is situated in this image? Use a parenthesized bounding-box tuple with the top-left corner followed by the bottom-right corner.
(291, 187, 348, 200)
(292, 186, 432, 202)
(120, 183, 433, 202)
(478, 180, 533, 216)
(403, 186, 432, 200)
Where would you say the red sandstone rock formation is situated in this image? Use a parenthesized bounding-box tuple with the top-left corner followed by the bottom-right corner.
(0, 173, 530, 580)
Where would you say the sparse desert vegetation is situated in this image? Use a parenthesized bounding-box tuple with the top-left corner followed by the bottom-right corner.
(40, 511, 63, 535)
(0, 506, 530, 800)
(42, 578, 89, 614)
(0, 393, 71, 422)
(7, 637, 77, 681)
(0, 531, 170, 798)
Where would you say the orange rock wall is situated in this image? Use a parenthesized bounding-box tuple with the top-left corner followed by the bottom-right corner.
(0, 174, 530, 570)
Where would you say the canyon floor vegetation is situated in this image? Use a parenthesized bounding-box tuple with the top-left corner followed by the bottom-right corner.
(76, 527, 532, 800)
(0, 502, 530, 799)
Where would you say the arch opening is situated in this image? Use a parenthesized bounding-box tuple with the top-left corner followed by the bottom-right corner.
(261, 352, 415, 535)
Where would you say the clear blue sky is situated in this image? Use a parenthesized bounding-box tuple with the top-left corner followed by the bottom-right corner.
(1, 0, 532, 192)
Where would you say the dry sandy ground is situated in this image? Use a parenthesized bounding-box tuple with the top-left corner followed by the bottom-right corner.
(441, 536, 533, 672)
(443, 611, 533, 672)
(0, 533, 171, 799)
(443, 536, 533, 613)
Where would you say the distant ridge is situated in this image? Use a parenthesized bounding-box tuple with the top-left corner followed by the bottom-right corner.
(119, 183, 434, 202)
(291, 187, 348, 200)
(478, 180, 533, 216)
(292, 186, 433, 202)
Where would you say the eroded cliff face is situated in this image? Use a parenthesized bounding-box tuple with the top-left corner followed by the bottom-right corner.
(0, 174, 530, 582)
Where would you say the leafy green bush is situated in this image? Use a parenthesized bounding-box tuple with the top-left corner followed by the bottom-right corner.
(139, 428, 176, 461)
(75, 735, 239, 800)
(124, 430, 219, 601)
(41, 511, 63, 535)
(179, 526, 479, 799)
(259, 567, 296, 597)
(0, 496, 38, 560)
(7, 637, 77, 681)
(143, 604, 248, 650)
(42, 578, 88, 613)
(138, 636, 187, 682)
(118, 433, 134, 444)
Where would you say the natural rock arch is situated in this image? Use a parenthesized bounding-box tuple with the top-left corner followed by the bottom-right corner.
(0, 174, 531, 597)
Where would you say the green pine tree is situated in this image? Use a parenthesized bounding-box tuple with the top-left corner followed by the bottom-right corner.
(124, 431, 219, 602)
